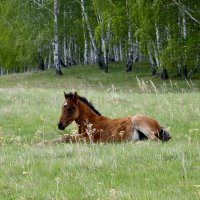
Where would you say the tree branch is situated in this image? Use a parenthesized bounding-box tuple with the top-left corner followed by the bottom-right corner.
(173, 0, 200, 25)
(32, 0, 55, 17)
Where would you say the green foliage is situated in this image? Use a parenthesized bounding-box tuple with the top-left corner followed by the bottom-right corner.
(0, 0, 199, 76)
(0, 1, 54, 69)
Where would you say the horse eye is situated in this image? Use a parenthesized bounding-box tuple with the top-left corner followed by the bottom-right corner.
(67, 107, 73, 113)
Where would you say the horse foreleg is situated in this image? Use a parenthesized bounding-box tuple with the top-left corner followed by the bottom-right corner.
(61, 133, 90, 143)
(36, 133, 89, 147)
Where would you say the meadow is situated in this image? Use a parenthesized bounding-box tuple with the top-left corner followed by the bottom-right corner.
(0, 63, 200, 199)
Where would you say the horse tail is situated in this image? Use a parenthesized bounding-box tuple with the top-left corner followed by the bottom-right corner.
(157, 127, 172, 142)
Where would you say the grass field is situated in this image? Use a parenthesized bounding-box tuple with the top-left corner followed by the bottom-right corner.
(0, 63, 200, 199)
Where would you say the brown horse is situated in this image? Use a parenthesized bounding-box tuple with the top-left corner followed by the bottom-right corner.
(37, 91, 171, 145)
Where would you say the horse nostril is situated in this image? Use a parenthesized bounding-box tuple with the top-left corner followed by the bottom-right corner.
(58, 123, 65, 130)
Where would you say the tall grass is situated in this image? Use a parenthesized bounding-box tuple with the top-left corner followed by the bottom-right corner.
(0, 64, 200, 199)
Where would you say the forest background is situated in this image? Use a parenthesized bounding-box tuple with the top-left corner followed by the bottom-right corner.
(0, 0, 199, 78)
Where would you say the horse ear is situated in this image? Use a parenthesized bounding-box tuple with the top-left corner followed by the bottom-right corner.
(64, 91, 67, 99)
(73, 91, 78, 104)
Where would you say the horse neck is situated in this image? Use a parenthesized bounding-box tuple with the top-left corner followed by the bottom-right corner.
(75, 100, 101, 126)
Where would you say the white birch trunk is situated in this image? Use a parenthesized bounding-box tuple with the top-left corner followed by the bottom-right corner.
(63, 9, 68, 66)
(177, 13, 182, 75)
(68, 36, 72, 64)
(101, 38, 107, 65)
(106, 17, 111, 41)
(101, 16, 110, 72)
(48, 51, 52, 69)
(114, 44, 119, 62)
(182, 12, 187, 39)
(166, 25, 171, 41)
(182, 12, 187, 75)
(89, 43, 95, 63)
(78, 45, 81, 64)
(44, 57, 47, 69)
(82, 12, 88, 64)
(83, 32, 88, 64)
(148, 46, 157, 75)
(53, 0, 62, 75)
(126, 0, 138, 72)
(74, 43, 79, 64)
(155, 24, 160, 52)
(128, 29, 132, 57)
(132, 37, 139, 63)
(177, 11, 187, 76)
(155, 23, 162, 67)
(126, 0, 133, 58)
(63, 36, 68, 66)
(119, 41, 123, 61)
(80, 0, 98, 60)
(153, 43, 159, 67)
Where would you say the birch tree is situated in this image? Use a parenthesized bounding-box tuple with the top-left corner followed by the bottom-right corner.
(80, 0, 98, 62)
(53, 0, 62, 75)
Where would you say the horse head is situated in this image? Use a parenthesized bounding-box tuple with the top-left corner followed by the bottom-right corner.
(57, 91, 79, 130)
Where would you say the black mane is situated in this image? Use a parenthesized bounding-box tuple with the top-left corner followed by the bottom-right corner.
(65, 92, 101, 116)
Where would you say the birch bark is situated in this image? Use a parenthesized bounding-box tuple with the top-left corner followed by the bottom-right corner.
(148, 47, 157, 75)
(53, 0, 62, 75)
(119, 41, 123, 61)
(63, 9, 68, 66)
(80, 0, 98, 61)
(82, 11, 88, 64)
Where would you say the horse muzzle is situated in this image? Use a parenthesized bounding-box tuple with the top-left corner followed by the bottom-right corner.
(57, 122, 65, 130)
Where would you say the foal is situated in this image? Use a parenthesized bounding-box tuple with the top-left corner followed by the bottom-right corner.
(37, 91, 171, 145)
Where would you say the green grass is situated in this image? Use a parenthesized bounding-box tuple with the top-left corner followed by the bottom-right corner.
(0, 63, 200, 199)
